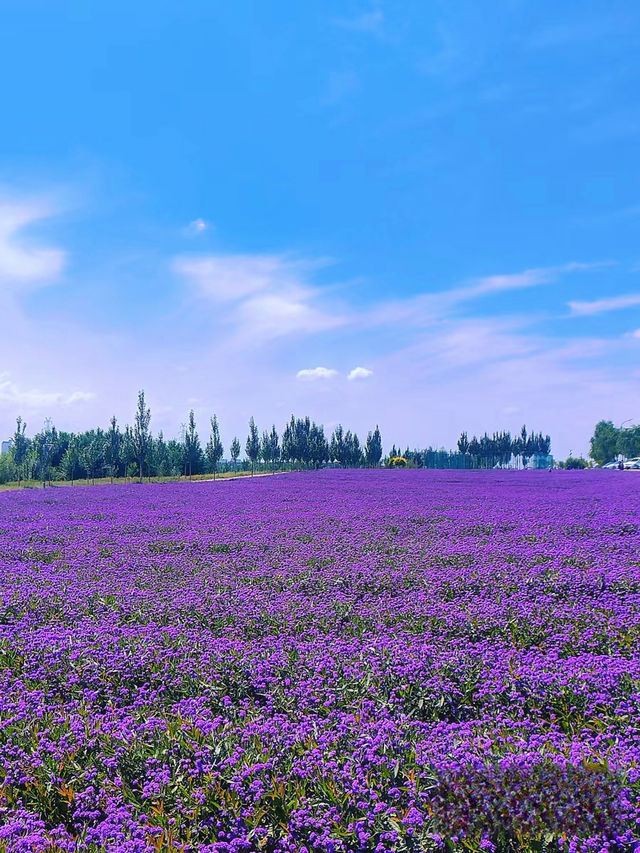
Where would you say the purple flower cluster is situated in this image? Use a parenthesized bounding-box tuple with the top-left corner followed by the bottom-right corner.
(0, 470, 638, 852)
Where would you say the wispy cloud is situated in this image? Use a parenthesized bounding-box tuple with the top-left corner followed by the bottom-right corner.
(364, 261, 605, 328)
(174, 253, 302, 302)
(569, 293, 640, 316)
(0, 373, 94, 409)
(174, 252, 346, 343)
(296, 367, 338, 381)
(0, 199, 66, 288)
(348, 366, 373, 380)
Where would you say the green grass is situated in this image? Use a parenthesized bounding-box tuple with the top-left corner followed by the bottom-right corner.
(0, 469, 282, 491)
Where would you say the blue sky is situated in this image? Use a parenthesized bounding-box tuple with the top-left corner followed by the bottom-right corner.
(1, 0, 639, 457)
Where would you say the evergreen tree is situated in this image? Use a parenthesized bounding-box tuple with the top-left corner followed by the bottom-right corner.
(131, 390, 151, 483)
(205, 415, 224, 478)
(246, 417, 260, 475)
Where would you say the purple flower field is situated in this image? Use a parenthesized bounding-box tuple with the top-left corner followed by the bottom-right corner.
(1, 470, 639, 853)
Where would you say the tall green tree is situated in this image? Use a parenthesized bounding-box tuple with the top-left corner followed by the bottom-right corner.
(83, 430, 105, 484)
(61, 435, 79, 485)
(184, 409, 203, 479)
(330, 425, 345, 465)
(11, 416, 29, 486)
(104, 416, 122, 483)
(230, 436, 241, 471)
(205, 415, 224, 478)
(589, 420, 619, 465)
(268, 425, 280, 471)
(260, 429, 272, 469)
(365, 425, 383, 467)
(131, 390, 151, 483)
(246, 417, 260, 474)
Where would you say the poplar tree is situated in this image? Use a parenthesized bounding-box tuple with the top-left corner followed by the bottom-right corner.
(131, 390, 151, 483)
(105, 416, 122, 483)
(269, 425, 280, 471)
(205, 415, 224, 478)
(260, 430, 272, 469)
(62, 435, 79, 485)
(245, 417, 260, 475)
(365, 425, 383, 467)
(230, 437, 241, 471)
(11, 416, 29, 486)
(184, 409, 202, 479)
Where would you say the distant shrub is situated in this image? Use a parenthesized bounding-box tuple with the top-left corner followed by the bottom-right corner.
(565, 456, 589, 469)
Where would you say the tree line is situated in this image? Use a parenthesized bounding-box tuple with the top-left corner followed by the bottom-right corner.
(589, 420, 640, 466)
(388, 426, 552, 470)
(1, 391, 384, 485)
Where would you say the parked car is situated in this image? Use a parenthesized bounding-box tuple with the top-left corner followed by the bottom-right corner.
(601, 461, 620, 469)
(623, 458, 640, 470)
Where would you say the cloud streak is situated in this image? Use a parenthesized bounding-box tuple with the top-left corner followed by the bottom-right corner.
(569, 293, 640, 316)
(0, 373, 94, 410)
(0, 199, 66, 289)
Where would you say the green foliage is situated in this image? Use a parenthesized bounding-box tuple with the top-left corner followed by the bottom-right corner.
(245, 416, 260, 472)
(565, 456, 589, 470)
(590, 420, 619, 465)
(183, 409, 204, 477)
(230, 437, 241, 469)
(132, 390, 151, 482)
(205, 415, 224, 476)
(365, 425, 383, 466)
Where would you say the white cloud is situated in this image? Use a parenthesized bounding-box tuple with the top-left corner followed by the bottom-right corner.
(568, 293, 640, 316)
(0, 374, 94, 409)
(174, 252, 346, 342)
(186, 218, 209, 235)
(239, 295, 343, 341)
(364, 261, 605, 328)
(296, 367, 338, 381)
(631, 329, 640, 339)
(0, 200, 65, 288)
(348, 366, 373, 380)
(174, 253, 295, 302)
(66, 390, 96, 404)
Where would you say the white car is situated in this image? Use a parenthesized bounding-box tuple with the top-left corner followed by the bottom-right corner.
(624, 458, 640, 470)
(601, 461, 620, 469)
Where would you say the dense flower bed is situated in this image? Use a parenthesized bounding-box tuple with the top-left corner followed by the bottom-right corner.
(0, 470, 639, 853)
